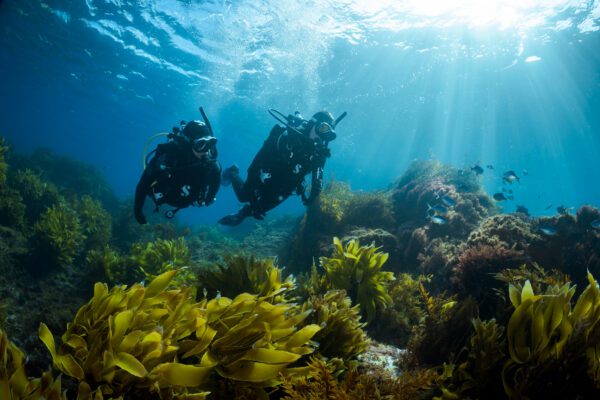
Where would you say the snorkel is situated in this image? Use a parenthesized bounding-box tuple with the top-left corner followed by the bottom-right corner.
(268, 108, 348, 145)
(142, 106, 217, 169)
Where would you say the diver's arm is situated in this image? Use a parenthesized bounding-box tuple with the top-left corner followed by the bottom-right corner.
(134, 168, 153, 224)
(203, 161, 222, 206)
(302, 166, 323, 206)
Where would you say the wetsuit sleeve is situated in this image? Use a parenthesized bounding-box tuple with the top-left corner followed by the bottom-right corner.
(203, 161, 221, 206)
(134, 167, 153, 224)
(302, 146, 329, 206)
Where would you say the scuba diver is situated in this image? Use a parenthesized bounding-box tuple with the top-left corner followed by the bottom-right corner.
(134, 107, 221, 224)
(218, 108, 347, 226)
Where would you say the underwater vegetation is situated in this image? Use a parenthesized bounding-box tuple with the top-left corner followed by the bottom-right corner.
(303, 290, 369, 361)
(32, 203, 85, 267)
(320, 237, 395, 323)
(10, 147, 119, 213)
(196, 254, 294, 300)
(3, 138, 600, 399)
(1, 328, 67, 400)
(40, 270, 322, 399)
(130, 237, 193, 285)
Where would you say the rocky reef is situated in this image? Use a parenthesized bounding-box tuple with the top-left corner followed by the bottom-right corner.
(2, 136, 600, 399)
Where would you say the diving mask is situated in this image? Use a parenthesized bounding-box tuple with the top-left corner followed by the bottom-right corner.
(316, 122, 336, 142)
(193, 136, 217, 153)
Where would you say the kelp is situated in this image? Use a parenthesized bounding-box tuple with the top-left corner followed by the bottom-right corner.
(197, 254, 294, 301)
(130, 237, 194, 286)
(1, 328, 67, 400)
(304, 290, 369, 360)
(40, 270, 321, 398)
(33, 202, 85, 266)
(321, 237, 395, 323)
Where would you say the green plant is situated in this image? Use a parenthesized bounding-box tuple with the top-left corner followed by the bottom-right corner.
(370, 273, 428, 347)
(130, 237, 193, 285)
(304, 290, 369, 360)
(320, 237, 395, 323)
(10, 168, 63, 224)
(40, 270, 321, 398)
(315, 181, 354, 232)
(197, 254, 295, 301)
(344, 191, 396, 229)
(0, 185, 25, 228)
(0, 137, 8, 184)
(1, 328, 67, 400)
(74, 195, 112, 252)
(86, 245, 142, 285)
(33, 203, 85, 266)
(39, 270, 212, 399)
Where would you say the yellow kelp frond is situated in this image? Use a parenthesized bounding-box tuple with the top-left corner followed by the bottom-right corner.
(203, 292, 321, 386)
(39, 270, 212, 398)
(320, 237, 395, 323)
(1, 328, 67, 400)
(502, 273, 600, 396)
(197, 254, 295, 301)
(304, 290, 369, 360)
(506, 280, 574, 365)
(130, 237, 194, 286)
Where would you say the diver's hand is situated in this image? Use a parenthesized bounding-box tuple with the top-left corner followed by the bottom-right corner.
(134, 209, 147, 225)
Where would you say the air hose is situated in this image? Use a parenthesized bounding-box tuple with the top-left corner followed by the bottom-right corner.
(142, 132, 170, 170)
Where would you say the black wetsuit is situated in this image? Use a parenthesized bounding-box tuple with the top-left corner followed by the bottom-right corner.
(230, 125, 330, 217)
(134, 140, 221, 224)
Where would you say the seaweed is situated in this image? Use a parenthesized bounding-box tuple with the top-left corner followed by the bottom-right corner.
(32, 203, 85, 267)
(197, 254, 294, 301)
(320, 237, 395, 323)
(304, 290, 369, 360)
(1, 328, 67, 400)
(129, 237, 193, 286)
(73, 195, 112, 252)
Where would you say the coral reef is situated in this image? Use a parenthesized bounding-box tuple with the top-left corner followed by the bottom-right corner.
(320, 237, 395, 323)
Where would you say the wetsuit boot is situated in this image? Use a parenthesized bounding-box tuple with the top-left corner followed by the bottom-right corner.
(218, 203, 253, 226)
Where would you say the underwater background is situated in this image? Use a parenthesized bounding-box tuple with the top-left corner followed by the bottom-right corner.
(2, 1, 600, 223)
(2, 1, 600, 399)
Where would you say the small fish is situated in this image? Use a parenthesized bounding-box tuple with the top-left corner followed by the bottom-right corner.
(507, 195, 514, 201)
(502, 170, 520, 184)
(591, 219, 600, 230)
(556, 205, 573, 215)
(429, 215, 448, 225)
(540, 227, 557, 236)
(486, 164, 494, 169)
(471, 165, 484, 175)
(493, 192, 508, 201)
(427, 203, 448, 215)
(522, 169, 529, 176)
(441, 195, 456, 207)
(544, 203, 553, 210)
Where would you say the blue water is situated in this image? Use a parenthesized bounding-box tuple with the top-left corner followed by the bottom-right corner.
(1, 1, 599, 225)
